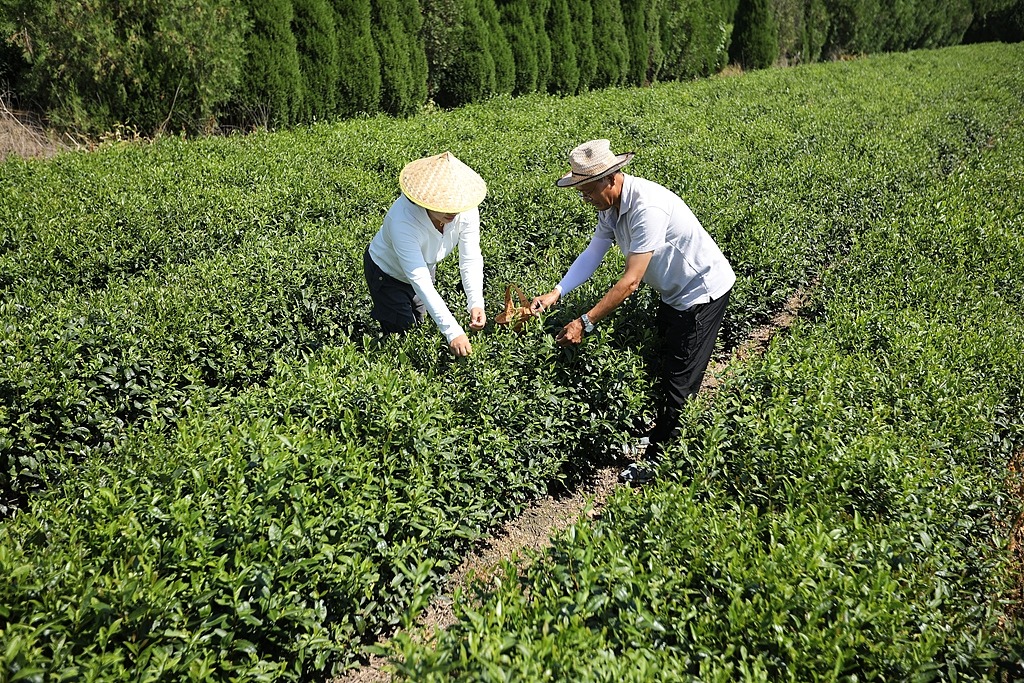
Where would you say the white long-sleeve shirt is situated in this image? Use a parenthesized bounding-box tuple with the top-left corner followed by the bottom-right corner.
(368, 194, 485, 341)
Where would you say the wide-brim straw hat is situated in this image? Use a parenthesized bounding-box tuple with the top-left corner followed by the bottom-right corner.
(556, 139, 635, 188)
(399, 151, 487, 213)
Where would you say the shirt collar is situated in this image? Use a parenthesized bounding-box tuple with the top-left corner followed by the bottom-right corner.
(402, 193, 447, 234)
(616, 174, 637, 216)
(600, 173, 635, 221)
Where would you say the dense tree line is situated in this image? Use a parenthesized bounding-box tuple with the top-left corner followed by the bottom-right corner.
(0, 0, 1020, 135)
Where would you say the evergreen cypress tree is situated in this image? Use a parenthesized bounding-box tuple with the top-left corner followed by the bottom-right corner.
(400, 0, 429, 107)
(570, 0, 597, 93)
(659, 0, 731, 80)
(619, 0, 648, 85)
(627, 0, 665, 84)
(801, 0, 829, 63)
(479, 0, 516, 94)
(435, 0, 497, 106)
(238, 0, 303, 127)
(533, 0, 553, 92)
(645, 0, 664, 82)
(333, 0, 381, 117)
(964, 0, 1024, 43)
(372, 0, 428, 116)
(422, 0, 462, 100)
(292, 0, 339, 121)
(823, 0, 878, 54)
(498, 0, 540, 95)
(730, 0, 779, 69)
(545, 0, 579, 93)
(590, 0, 630, 88)
(910, 0, 974, 49)
(869, 0, 898, 50)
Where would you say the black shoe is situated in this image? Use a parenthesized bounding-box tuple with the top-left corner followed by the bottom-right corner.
(630, 417, 657, 439)
(618, 462, 657, 486)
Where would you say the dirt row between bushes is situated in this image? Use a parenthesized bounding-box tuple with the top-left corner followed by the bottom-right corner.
(337, 286, 813, 682)
(1004, 449, 1024, 628)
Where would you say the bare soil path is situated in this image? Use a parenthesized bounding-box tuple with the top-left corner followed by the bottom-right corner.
(1005, 448, 1024, 627)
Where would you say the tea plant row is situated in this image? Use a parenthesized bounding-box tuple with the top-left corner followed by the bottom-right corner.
(395, 58, 1024, 675)
(1, 42, 1022, 680)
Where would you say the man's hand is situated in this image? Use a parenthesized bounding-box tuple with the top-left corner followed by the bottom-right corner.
(469, 307, 486, 331)
(449, 334, 472, 356)
(531, 289, 561, 313)
(555, 318, 585, 347)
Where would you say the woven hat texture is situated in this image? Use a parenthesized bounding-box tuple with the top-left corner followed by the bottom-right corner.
(556, 139, 634, 188)
(399, 152, 487, 213)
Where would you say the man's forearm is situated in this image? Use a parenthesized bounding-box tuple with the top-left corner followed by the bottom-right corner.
(585, 276, 641, 323)
(583, 251, 652, 323)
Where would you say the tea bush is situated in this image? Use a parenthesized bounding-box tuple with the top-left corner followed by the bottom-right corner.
(394, 44, 1024, 681)
(1, 42, 1022, 680)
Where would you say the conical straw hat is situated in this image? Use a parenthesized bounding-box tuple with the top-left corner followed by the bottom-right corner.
(556, 139, 634, 188)
(399, 152, 487, 213)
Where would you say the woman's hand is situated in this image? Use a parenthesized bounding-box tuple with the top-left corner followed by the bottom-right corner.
(469, 307, 486, 331)
(449, 334, 472, 356)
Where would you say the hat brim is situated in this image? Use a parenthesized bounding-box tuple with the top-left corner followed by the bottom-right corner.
(402, 191, 484, 214)
(555, 152, 635, 188)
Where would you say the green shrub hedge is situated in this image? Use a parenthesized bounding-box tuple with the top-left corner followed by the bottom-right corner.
(3, 0, 1019, 134)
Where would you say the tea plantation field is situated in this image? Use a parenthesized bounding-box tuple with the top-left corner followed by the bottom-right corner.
(2, 42, 1023, 680)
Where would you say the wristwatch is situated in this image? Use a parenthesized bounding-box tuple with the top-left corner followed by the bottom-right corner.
(580, 313, 595, 335)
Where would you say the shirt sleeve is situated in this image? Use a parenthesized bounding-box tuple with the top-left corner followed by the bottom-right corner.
(458, 209, 485, 313)
(389, 220, 466, 342)
(556, 234, 613, 295)
(626, 203, 669, 254)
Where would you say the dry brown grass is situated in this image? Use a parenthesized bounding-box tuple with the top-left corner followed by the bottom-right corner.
(716, 63, 745, 78)
(0, 97, 69, 160)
